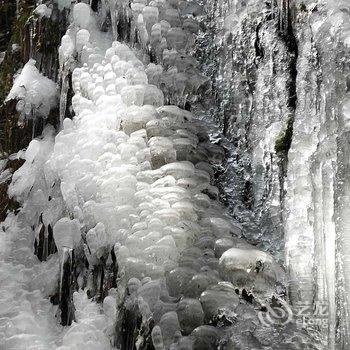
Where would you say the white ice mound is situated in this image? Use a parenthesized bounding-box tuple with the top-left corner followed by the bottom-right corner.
(8, 127, 55, 202)
(219, 247, 285, 293)
(53, 218, 81, 250)
(34, 4, 52, 18)
(6, 60, 58, 119)
(59, 35, 75, 64)
(73, 3, 91, 29)
(76, 29, 91, 53)
(57, 291, 111, 350)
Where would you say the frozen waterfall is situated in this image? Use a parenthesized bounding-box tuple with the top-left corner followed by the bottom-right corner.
(0, 0, 350, 349)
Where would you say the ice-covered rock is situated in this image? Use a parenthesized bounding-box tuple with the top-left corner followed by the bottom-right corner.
(6, 60, 58, 119)
(200, 282, 239, 323)
(219, 247, 285, 294)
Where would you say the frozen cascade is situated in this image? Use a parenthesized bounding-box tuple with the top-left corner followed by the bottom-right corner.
(0, 0, 349, 349)
(200, 0, 350, 349)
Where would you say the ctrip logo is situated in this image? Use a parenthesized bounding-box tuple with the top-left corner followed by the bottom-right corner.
(258, 299, 294, 327)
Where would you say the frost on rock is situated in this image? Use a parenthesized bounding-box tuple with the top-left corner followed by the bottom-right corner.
(6, 59, 58, 119)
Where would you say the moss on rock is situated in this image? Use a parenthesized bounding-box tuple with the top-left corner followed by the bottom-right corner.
(275, 116, 294, 156)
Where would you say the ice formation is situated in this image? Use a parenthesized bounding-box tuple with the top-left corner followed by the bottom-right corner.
(6, 59, 58, 119)
(55, 0, 73, 11)
(34, 4, 53, 18)
(1, 0, 349, 349)
(204, 1, 350, 348)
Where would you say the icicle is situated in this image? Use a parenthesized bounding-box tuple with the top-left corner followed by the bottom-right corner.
(108, 0, 118, 38)
(16, 0, 20, 19)
(59, 68, 70, 129)
(31, 116, 36, 139)
(29, 23, 33, 59)
(335, 135, 350, 349)
(279, 0, 283, 32)
(277, 0, 290, 33)
(43, 225, 49, 262)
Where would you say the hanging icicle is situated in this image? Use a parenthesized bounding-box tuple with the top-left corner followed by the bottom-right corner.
(59, 68, 70, 129)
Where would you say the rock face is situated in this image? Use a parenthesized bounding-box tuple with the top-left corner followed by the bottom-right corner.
(0, 0, 349, 349)
(202, 1, 350, 348)
(202, 0, 297, 255)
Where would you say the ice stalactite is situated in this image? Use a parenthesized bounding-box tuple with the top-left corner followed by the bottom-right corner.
(277, 0, 290, 33)
(59, 69, 71, 129)
(334, 59, 350, 349)
(58, 16, 75, 129)
(284, 2, 350, 348)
